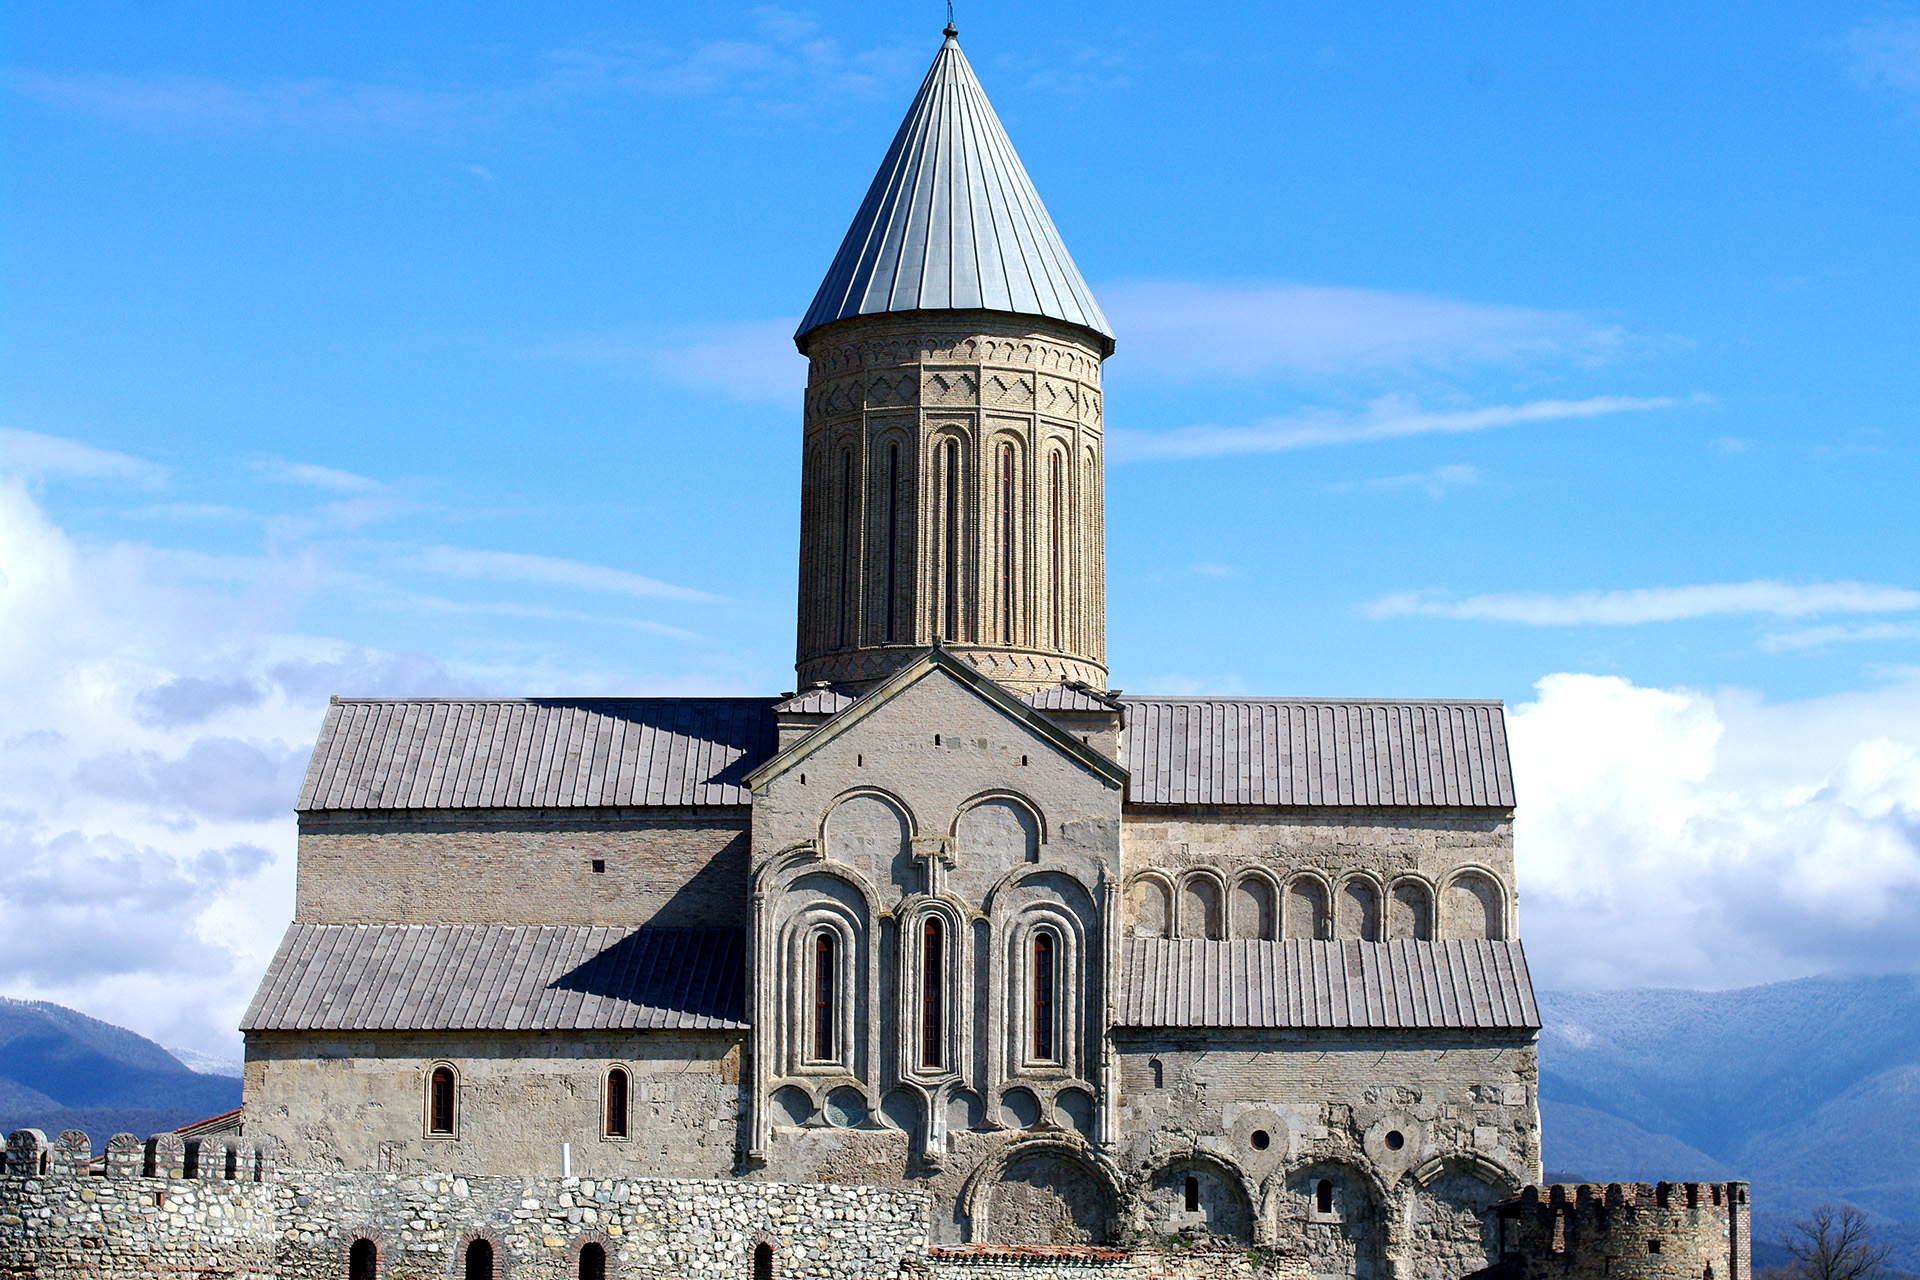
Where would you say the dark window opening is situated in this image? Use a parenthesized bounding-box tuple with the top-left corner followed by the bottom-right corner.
(606, 1068, 629, 1138)
(591, 860, 605, 874)
(999, 444, 1015, 645)
(349, 1238, 377, 1280)
(1049, 451, 1063, 650)
(837, 448, 854, 648)
(1316, 1179, 1334, 1215)
(1385, 1129, 1404, 1150)
(578, 1242, 605, 1280)
(884, 443, 899, 643)
(1184, 1175, 1200, 1213)
(754, 1243, 775, 1280)
(429, 1067, 456, 1135)
(1032, 931, 1055, 1060)
(1149, 1058, 1163, 1089)
(813, 933, 836, 1061)
(1250, 1130, 1270, 1150)
(922, 918, 944, 1069)
(1649, 1241, 1663, 1254)
(464, 1239, 493, 1280)
(942, 440, 959, 641)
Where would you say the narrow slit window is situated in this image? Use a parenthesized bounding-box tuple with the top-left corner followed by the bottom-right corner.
(1317, 1179, 1334, 1215)
(1049, 451, 1063, 650)
(837, 448, 854, 648)
(1184, 1175, 1200, 1213)
(943, 440, 960, 640)
(429, 1066, 455, 1135)
(999, 444, 1015, 645)
(1032, 931, 1055, 1061)
(349, 1239, 377, 1280)
(922, 918, 944, 1069)
(813, 933, 836, 1062)
(578, 1243, 605, 1280)
(884, 443, 899, 643)
(605, 1067, 629, 1138)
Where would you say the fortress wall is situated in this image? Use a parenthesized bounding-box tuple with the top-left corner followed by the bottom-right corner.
(911, 1244, 1311, 1279)
(1120, 810, 1515, 942)
(1112, 1029, 1539, 1279)
(242, 1032, 744, 1180)
(1494, 1183, 1750, 1280)
(294, 810, 749, 928)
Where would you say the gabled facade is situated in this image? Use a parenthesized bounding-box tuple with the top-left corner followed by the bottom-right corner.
(238, 23, 1545, 1277)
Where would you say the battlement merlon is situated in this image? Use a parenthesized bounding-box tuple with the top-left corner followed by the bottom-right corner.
(4, 1128, 276, 1183)
(1488, 1182, 1750, 1280)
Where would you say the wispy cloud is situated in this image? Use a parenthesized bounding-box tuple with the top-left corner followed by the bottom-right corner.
(1369, 580, 1920, 625)
(413, 545, 724, 604)
(1099, 281, 1627, 382)
(1332, 463, 1481, 499)
(1843, 13, 1920, 103)
(544, 319, 803, 401)
(0, 427, 166, 484)
(1110, 394, 1680, 462)
(10, 71, 486, 140)
(252, 458, 380, 493)
(1760, 621, 1920, 653)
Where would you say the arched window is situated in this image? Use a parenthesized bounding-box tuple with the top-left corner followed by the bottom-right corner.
(942, 439, 961, 641)
(349, 1238, 377, 1280)
(428, 1066, 456, 1135)
(1032, 930, 1056, 1061)
(1184, 1175, 1200, 1213)
(464, 1238, 493, 1280)
(578, 1242, 605, 1280)
(998, 443, 1016, 645)
(753, 1242, 775, 1280)
(1048, 450, 1063, 650)
(921, 918, 944, 1070)
(1317, 1179, 1334, 1215)
(605, 1067, 629, 1138)
(813, 932, 836, 1062)
(883, 442, 900, 643)
(837, 447, 855, 648)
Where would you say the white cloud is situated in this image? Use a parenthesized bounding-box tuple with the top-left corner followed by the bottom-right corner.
(1511, 672, 1920, 988)
(1760, 621, 1920, 653)
(1332, 463, 1481, 499)
(1110, 393, 1679, 462)
(252, 458, 380, 493)
(414, 545, 724, 604)
(1368, 580, 1920, 625)
(0, 427, 166, 484)
(10, 72, 485, 140)
(1098, 281, 1626, 381)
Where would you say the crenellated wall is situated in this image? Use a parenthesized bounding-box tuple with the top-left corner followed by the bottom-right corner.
(1488, 1183, 1750, 1280)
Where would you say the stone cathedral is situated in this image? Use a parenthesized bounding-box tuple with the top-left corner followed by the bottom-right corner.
(240, 26, 1545, 1278)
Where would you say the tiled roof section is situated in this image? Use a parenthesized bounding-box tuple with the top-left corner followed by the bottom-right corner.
(296, 698, 776, 812)
(772, 688, 859, 715)
(1120, 698, 1514, 808)
(795, 29, 1113, 350)
(242, 925, 747, 1032)
(1116, 939, 1540, 1030)
(1023, 684, 1124, 713)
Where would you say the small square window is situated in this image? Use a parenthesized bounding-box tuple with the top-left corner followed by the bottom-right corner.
(1649, 1241, 1663, 1254)
(591, 860, 606, 873)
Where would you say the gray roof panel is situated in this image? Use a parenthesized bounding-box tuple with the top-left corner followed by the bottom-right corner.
(795, 28, 1113, 350)
(243, 925, 749, 1032)
(1116, 939, 1539, 1030)
(1120, 698, 1515, 809)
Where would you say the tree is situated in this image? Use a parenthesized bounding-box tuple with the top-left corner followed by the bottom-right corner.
(1782, 1205, 1891, 1280)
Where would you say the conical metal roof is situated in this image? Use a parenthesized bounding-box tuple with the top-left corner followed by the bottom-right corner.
(794, 26, 1113, 353)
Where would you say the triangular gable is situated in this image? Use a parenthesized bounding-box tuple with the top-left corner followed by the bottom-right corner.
(744, 646, 1127, 794)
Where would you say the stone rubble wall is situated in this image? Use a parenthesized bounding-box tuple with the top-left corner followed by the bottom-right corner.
(910, 1244, 1311, 1280)
(1495, 1183, 1751, 1280)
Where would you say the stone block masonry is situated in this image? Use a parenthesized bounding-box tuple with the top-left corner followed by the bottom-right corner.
(1488, 1183, 1750, 1280)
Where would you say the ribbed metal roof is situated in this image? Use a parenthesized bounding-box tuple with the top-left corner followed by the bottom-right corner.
(242, 925, 747, 1032)
(1023, 684, 1125, 713)
(772, 688, 859, 715)
(1119, 698, 1514, 808)
(1116, 939, 1539, 1030)
(795, 26, 1113, 351)
(296, 698, 775, 812)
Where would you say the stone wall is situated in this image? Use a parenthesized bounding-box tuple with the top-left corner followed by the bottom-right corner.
(294, 810, 749, 928)
(1490, 1183, 1750, 1280)
(912, 1243, 1311, 1280)
(1119, 811, 1516, 943)
(244, 1032, 744, 1179)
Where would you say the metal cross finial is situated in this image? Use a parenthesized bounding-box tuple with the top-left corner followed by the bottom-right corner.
(944, 0, 957, 39)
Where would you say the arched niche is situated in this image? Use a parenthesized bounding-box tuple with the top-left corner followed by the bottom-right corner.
(824, 792, 914, 897)
(1267, 1161, 1384, 1280)
(966, 1140, 1119, 1245)
(1285, 877, 1330, 941)
(1232, 874, 1277, 941)
(1388, 879, 1433, 940)
(1128, 875, 1170, 939)
(1137, 1154, 1255, 1242)
(1407, 1159, 1515, 1278)
(1444, 870, 1505, 940)
(1179, 874, 1223, 940)
(956, 795, 1041, 870)
(1338, 878, 1381, 941)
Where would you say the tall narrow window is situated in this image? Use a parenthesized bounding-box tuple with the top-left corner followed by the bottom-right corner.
(921, 918, 944, 1069)
(1049, 451, 1063, 650)
(1032, 931, 1055, 1061)
(943, 440, 960, 640)
(605, 1067, 629, 1138)
(1184, 1175, 1200, 1213)
(813, 933, 836, 1061)
(1317, 1179, 1334, 1215)
(999, 444, 1015, 644)
(884, 443, 900, 643)
(349, 1239, 377, 1280)
(429, 1066, 455, 1135)
(837, 448, 854, 648)
(754, 1243, 775, 1280)
(578, 1243, 605, 1280)
(464, 1239, 492, 1280)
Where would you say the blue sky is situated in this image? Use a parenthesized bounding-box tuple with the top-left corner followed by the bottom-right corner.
(2, 2, 1917, 1055)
